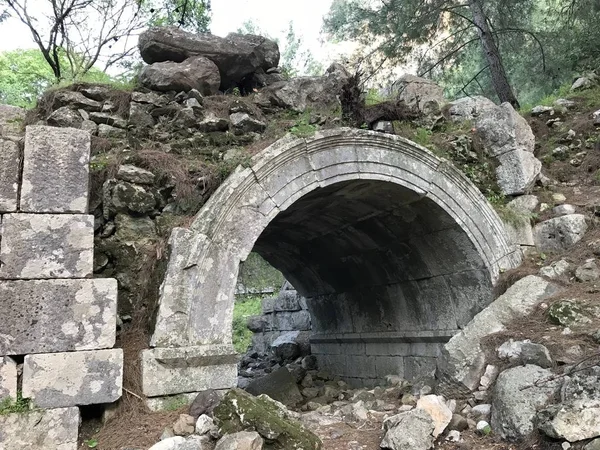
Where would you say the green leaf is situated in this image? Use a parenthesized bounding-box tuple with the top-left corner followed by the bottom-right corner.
(86, 438, 99, 448)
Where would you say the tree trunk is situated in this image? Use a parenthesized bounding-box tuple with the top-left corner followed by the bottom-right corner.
(469, 0, 520, 108)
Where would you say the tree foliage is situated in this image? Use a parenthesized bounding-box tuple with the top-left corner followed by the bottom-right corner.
(0, 49, 111, 108)
(325, 0, 600, 106)
(146, 0, 211, 33)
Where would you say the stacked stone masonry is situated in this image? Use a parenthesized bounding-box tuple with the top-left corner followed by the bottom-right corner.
(0, 125, 122, 450)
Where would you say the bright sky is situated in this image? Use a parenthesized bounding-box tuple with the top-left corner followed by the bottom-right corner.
(0, 0, 343, 69)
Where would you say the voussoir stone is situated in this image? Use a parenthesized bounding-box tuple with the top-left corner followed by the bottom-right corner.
(0, 279, 117, 355)
(0, 407, 79, 450)
(21, 125, 90, 213)
(0, 138, 20, 212)
(0, 213, 94, 279)
(140, 56, 221, 95)
(23, 349, 123, 408)
(138, 26, 280, 90)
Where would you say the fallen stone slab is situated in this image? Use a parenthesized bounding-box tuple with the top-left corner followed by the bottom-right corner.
(0, 278, 117, 355)
(440, 276, 561, 390)
(534, 214, 588, 253)
(23, 349, 123, 408)
(214, 388, 321, 450)
(538, 399, 600, 442)
(21, 125, 90, 213)
(138, 27, 280, 90)
(0, 407, 79, 450)
(0, 138, 20, 212)
(215, 431, 263, 450)
(245, 366, 303, 407)
(0, 213, 94, 279)
(142, 345, 238, 397)
(380, 408, 436, 450)
(0, 356, 17, 401)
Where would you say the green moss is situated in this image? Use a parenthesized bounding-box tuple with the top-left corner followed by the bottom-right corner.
(214, 388, 322, 449)
(163, 395, 189, 411)
(548, 300, 589, 326)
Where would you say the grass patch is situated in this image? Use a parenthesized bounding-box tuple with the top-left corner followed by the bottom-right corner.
(232, 295, 263, 353)
(0, 392, 31, 415)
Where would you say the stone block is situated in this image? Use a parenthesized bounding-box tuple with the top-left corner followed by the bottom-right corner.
(21, 125, 90, 213)
(0, 138, 20, 212)
(0, 279, 117, 355)
(23, 349, 123, 408)
(0, 356, 17, 401)
(0, 104, 25, 137)
(142, 345, 238, 397)
(0, 213, 94, 279)
(0, 407, 79, 450)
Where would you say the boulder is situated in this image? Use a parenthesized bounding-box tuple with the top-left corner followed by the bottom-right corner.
(213, 388, 321, 450)
(140, 56, 221, 95)
(495, 149, 541, 195)
(190, 389, 222, 419)
(396, 74, 445, 115)
(50, 90, 102, 112)
(538, 400, 600, 442)
(270, 331, 301, 361)
(575, 259, 600, 282)
(534, 214, 588, 253)
(173, 414, 196, 436)
(440, 276, 561, 391)
(214, 431, 263, 450)
(448, 96, 497, 122)
(47, 106, 83, 128)
(117, 165, 155, 185)
(380, 409, 436, 450)
(540, 259, 571, 279)
(497, 340, 553, 368)
(491, 365, 560, 440)
(547, 300, 589, 327)
(195, 414, 215, 435)
(254, 63, 350, 113)
(416, 395, 452, 437)
(230, 113, 266, 133)
(106, 181, 157, 215)
(245, 367, 302, 407)
(138, 27, 280, 90)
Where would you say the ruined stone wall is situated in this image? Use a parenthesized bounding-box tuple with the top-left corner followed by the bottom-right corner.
(0, 123, 122, 449)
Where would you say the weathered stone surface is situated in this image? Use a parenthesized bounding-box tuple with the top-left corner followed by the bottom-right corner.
(97, 123, 126, 138)
(214, 388, 321, 450)
(47, 106, 83, 128)
(504, 214, 535, 246)
(21, 125, 90, 213)
(214, 431, 263, 450)
(254, 63, 350, 113)
(540, 259, 571, 279)
(441, 276, 561, 390)
(117, 164, 155, 185)
(271, 331, 302, 361)
(198, 112, 230, 132)
(195, 414, 215, 435)
(51, 90, 102, 111)
(0, 138, 20, 212)
(230, 113, 266, 133)
(491, 365, 559, 440)
(538, 399, 600, 442)
(173, 413, 196, 435)
(0, 407, 79, 450)
(534, 214, 588, 252)
(575, 259, 600, 282)
(380, 408, 435, 450)
(245, 366, 303, 407)
(508, 195, 539, 212)
(23, 349, 123, 408)
(140, 56, 221, 95)
(190, 389, 223, 419)
(496, 149, 541, 195)
(108, 181, 157, 214)
(448, 96, 497, 122)
(129, 101, 156, 128)
(0, 356, 17, 401)
(0, 104, 25, 136)
(0, 278, 117, 355)
(139, 27, 280, 90)
(0, 213, 94, 279)
(396, 74, 445, 115)
(416, 395, 452, 437)
(497, 340, 553, 368)
(142, 345, 238, 397)
(547, 300, 589, 327)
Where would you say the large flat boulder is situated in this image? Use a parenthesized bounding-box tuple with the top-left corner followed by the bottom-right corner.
(380, 408, 436, 450)
(245, 366, 303, 407)
(140, 56, 221, 95)
(138, 27, 279, 90)
(213, 388, 321, 450)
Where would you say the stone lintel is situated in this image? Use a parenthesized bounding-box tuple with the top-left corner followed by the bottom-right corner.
(0, 278, 117, 355)
(142, 345, 238, 397)
(23, 349, 123, 408)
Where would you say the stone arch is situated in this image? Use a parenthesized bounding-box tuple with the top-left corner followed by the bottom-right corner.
(142, 128, 522, 397)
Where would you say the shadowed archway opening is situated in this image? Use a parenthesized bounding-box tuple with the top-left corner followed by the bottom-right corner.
(251, 178, 492, 386)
